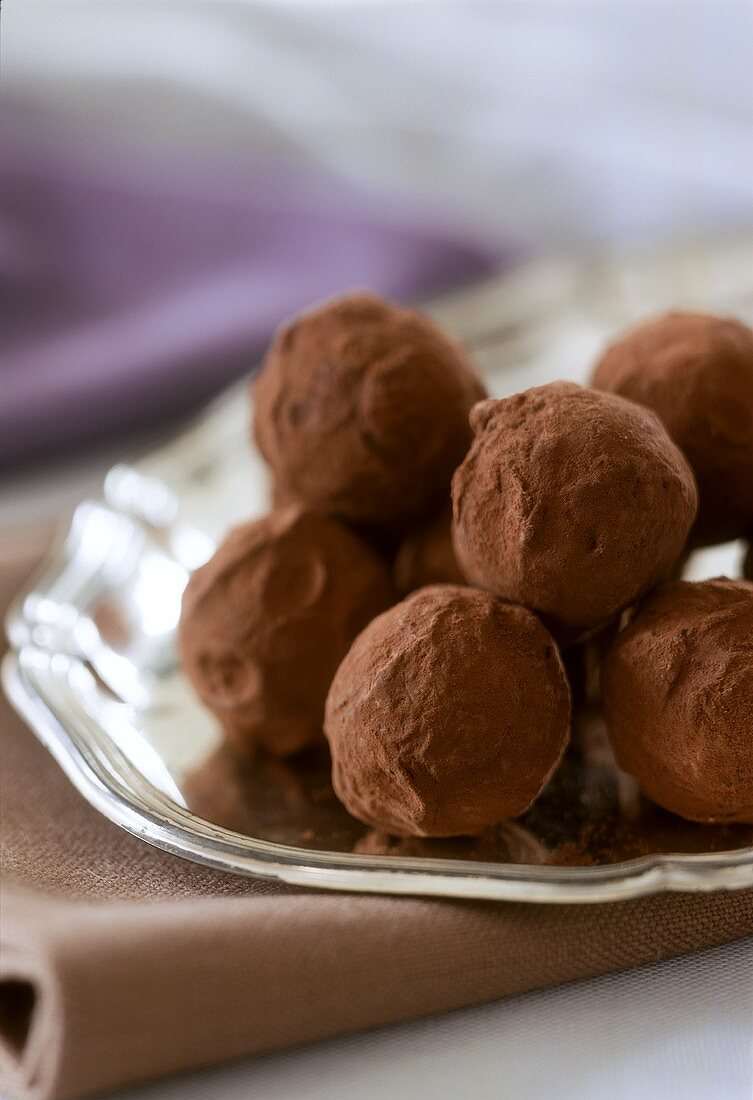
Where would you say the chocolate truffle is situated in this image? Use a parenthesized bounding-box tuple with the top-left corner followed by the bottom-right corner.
(591, 311, 753, 544)
(324, 585, 570, 836)
(179, 509, 394, 758)
(393, 507, 465, 596)
(452, 382, 698, 643)
(603, 578, 753, 823)
(253, 293, 486, 530)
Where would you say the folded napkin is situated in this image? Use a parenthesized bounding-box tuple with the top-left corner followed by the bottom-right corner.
(1, 529, 752, 1100)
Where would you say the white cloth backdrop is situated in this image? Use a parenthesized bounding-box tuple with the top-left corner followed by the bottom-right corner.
(4, 0, 753, 249)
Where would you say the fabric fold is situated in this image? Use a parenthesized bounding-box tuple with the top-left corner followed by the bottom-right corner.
(2, 883, 753, 1100)
(0, 888, 69, 1100)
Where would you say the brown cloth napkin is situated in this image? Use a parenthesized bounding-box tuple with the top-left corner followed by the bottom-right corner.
(1, 528, 752, 1100)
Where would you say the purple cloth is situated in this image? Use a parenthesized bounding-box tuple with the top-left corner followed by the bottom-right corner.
(0, 119, 502, 466)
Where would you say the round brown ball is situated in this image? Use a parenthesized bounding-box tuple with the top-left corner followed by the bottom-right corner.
(603, 578, 753, 823)
(452, 382, 698, 644)
(324, 585, 571, 836)
(393, 507, 464, 596)
(253, 293, 486, 530)
(591, 311, 753, 545)
(179, 509, 394, 758)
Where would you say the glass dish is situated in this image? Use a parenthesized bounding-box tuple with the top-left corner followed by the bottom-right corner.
(5, 237, 753, 903)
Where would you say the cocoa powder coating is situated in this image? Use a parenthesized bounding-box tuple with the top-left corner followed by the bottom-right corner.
(452, 382, 698, 643)
(392, 507, 465, 596)
(743, 540, 753, 582)
(603, 578, 753, 823)
(179, 509, 394, 758)
(592, 311, 753, 545)
(253, 293, 486, 530)
(324, 585, 571, 836)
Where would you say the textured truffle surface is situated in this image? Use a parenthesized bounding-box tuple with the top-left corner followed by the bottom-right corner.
(324, 585, 571, 836)
(452, 382, 698, 643)
(743, 540, 753, 582)
(253, 293, 485, 530)
(603, 578, 753, 823)
(179, 509, 394, 758)
(592, 311, 753, 544)
(393, 507, 464, 596)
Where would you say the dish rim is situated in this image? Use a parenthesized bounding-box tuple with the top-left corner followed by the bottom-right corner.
(5, 642, 753, 904)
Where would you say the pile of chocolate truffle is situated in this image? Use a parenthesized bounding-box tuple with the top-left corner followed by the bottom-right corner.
(179, 294, 753, 837)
